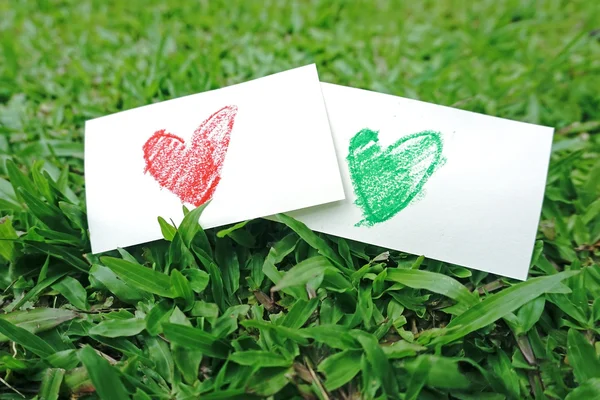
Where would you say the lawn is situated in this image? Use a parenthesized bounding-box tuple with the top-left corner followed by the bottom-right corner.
(0, 0, 599, 399)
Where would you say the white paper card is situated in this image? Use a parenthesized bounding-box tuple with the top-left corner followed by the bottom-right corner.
(288, 83, 553, 280)
(85, 65, 344, 253)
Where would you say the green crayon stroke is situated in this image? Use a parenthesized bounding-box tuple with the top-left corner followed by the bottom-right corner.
(347, 129, 444, 227)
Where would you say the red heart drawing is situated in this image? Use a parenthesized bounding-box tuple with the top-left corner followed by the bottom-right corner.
(142, 105, 238, 206)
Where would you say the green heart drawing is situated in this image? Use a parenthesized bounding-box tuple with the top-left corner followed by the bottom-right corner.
(347, 129, 444, 227)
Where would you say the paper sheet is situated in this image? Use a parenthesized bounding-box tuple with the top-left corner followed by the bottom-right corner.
(85, 65, 344, 253)
(288, 83, 553, 280)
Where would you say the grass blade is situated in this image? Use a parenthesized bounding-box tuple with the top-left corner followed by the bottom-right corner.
(0, 319, 55, 357)
(6, 273, 67, 312)
(215, 238, 240, 298)
(216, 220, 250, 238)
(79, 346, 129, 400)
(52, 276, 90, 310)
(0, 308, 77, 342)
(5, 159, 36, 202)
(565, 378, 600, 400)
(433, 271, 579, 345)
(242, 320, 309, 345)
(261, 233, 306, 299)
(162, 323, 230, 359)
(39, 368, 65, 400)
(89, 318, 146, 338)
(385, 268, 478, 310)
(170, 269, 194, 310)
(229, 351, 291, 367)
(157, 216, 176, 241)
(24, 241, 90, 272)
(273, 213, 346, 271)
(302, 325, 359, 350)
(178, 202, 211, 249)
(318, 349, 362, 390)
(567, 328, 600, 384)
(192, 245, 228, 311)
(0, 216, 18, 262)
(381, 341, 426, 359)
(272, 256, 336, 292)
(351, 330, 398, 396)
(282, 298, 318, 329)
(90, 264, 152, 304)
(100, 256, 174, 298)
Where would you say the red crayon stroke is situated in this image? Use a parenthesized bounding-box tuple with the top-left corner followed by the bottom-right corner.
(142, 105, 238, 206)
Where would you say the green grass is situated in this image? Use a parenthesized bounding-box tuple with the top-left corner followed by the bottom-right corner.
(1, 0, 599, 399)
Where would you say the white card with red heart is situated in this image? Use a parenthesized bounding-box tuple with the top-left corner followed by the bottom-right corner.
(85, 65, 344, 253)
(286, 83, 554, 280)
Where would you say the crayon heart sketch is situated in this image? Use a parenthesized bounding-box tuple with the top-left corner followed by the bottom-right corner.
(142, 105, 238, 206)
(347, 129, 444, 227)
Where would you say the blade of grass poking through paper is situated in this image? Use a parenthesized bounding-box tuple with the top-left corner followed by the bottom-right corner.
(432, 270, 579, 346)
(79, 346, 129, 400)
(100, 256, 174, 298)
(385, 268, 478, 314)
(0, 319, 55, 357)
(273, 213, 347, 272)
(178, 202, 211, 252)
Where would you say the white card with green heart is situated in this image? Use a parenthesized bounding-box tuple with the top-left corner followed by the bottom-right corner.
(287, 83, 553, 280)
